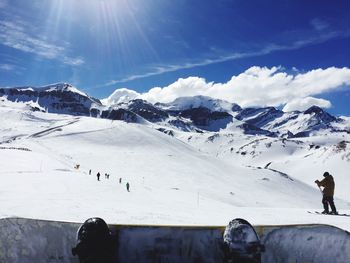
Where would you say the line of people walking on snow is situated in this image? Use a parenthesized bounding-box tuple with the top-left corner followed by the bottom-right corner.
(86, 168, 337, 212)
(89, 169, 130, 192)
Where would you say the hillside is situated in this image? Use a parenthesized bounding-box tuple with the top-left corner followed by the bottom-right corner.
(1, 97, 350, 230)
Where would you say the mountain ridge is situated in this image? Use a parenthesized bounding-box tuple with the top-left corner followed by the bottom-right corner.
(1, 83, 348, 138)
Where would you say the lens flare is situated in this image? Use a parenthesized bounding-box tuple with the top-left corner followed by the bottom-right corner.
(44, 0, 159, 75)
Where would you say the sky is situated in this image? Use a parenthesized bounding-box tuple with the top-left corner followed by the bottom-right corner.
(0, 0, 350, 115)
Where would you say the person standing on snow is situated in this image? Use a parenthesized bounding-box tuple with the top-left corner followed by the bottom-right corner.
(97, 172, 100, 181)
(315, 172, 338, 214)
(126, 182, 130, 192)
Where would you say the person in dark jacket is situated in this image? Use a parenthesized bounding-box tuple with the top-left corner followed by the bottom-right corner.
(97, 172, 100, 181)
(126, 182, 130, 192)
(315, 172, 338, 214)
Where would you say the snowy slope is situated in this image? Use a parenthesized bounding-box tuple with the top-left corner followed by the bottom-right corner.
(1, 98, 350, 231)
(175, 130, 350, 201)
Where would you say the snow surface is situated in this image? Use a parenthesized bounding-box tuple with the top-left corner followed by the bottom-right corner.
(1, 98, 350, 232)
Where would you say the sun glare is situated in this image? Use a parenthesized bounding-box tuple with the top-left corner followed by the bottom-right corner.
(44, 0, 158, 72)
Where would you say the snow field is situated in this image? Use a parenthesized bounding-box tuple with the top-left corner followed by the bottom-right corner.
(0, 100, 350, 231)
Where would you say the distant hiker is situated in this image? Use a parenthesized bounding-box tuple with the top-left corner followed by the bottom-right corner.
(315, 172, 338, 214)
(119, 178, 122, 184)
(126, 182, 130, 192)
(97, 172, 100, 181)
(89, 169, 91, 175)
(106, 174, 110, 179)
(105, 173, 107, 179)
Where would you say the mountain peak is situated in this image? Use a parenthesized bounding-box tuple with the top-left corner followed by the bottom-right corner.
(303, 105, 337, 127)
(37, 83, 88, 97)
(304, 105, 324, 115)
(10, 82, 88, 97)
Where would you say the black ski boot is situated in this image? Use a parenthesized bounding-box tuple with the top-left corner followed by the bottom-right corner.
(330, 211, 338, 215)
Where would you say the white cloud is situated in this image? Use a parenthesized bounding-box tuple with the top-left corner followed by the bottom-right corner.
(310, 18, 329, 31)
(283, 97, 332, 112)
(0, 20, 84, 66)
(138, 66, 350, 110)
(63, 57, 85, 66)
(102, 88, 140, 106)
(141, 77, 212, 103)
(0, 63, 14, 71)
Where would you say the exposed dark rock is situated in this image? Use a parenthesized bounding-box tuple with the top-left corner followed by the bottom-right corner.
(304, 106, 337, 124)
(156, 128, 174, 137)
(101, 109, 138, 122)
(236, 107, 284, 128)
(127, 99, 169, 122)
(238, 123, 277, 137)
(178, 107, 233, 131)
(167, 118, 194, 132)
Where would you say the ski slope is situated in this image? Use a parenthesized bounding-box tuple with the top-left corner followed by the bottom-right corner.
(1, 99, 350, 231)
(175, 130, 350, 201)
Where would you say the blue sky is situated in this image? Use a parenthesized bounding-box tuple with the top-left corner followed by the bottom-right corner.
(1, 0, 350, 115)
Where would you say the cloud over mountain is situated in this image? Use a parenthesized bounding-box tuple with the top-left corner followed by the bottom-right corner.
(138, 66, 350, 111)
(283, 97, 332, 112)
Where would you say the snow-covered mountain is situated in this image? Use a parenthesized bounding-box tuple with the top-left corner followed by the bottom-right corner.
(111, 94, 348, 136)
(155, 95, 241, 113)
(1, 84, 348, 137)
(235, 105, 344, 137)
(0, 83, 102, 116)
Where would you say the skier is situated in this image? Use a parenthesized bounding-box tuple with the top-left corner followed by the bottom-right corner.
(126, 182, 130, 192)
(315, 172, 338, 214)
(97, 172, 100, 181)
(89, 169, 91, 175)
(119, 178, 122, 184)
(72, 217, 115, 263)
